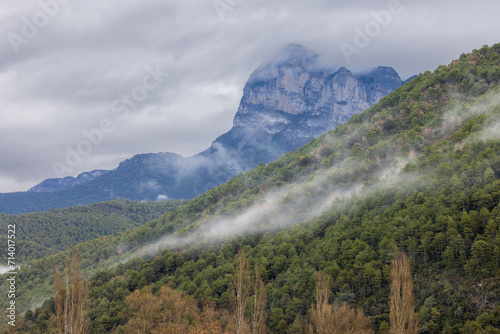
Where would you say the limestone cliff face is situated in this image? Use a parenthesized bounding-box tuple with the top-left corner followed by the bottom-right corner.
(7, 44, 404, 213)
(213, 44, 402, 167)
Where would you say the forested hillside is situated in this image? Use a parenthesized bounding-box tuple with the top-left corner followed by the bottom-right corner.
(0, 199, 183, 262)
(4, 44, 500, 333)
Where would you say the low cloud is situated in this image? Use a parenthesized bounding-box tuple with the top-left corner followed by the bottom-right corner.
(122, 160, 407, 261)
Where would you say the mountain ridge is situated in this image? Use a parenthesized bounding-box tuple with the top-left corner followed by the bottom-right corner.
(0, 43, 402, 214)
(27, 169, 109, 193)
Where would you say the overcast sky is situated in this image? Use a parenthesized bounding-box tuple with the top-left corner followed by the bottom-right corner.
(0, 0, 499, 192)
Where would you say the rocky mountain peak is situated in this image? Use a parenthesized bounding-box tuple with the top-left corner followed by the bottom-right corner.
(273, 43, 319, 66)
(232, 45, 401, 130)
(218, 44, 403, 172)
(355, 66, 403, 104)
(249, 44, 319, 83)
(373, 65, 399, 75)
(336, 66, 352, 75)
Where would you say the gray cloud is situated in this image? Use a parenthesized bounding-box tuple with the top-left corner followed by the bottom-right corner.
(0, 0, 499, 191)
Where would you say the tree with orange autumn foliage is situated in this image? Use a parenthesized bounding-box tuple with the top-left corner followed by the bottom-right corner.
(122, 285, 231, 333)
(54, 248, 90, 334)
(308, 273, 374, 334)
(123, 285, 197, 333)
(389, 252, 418, 334)
(230, 249, 268, 334)
(189, 301, 228, 334)
(251, 264, 268, 334)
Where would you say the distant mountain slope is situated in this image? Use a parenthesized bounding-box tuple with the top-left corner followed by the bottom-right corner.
(6, 43, 500, 333)
(27, 170, 109, 193)
(0, 199, 183, 262)
(0, 44, 402, 214)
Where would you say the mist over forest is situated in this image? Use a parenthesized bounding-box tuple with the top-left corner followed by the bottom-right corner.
(1, 43, 499, 333)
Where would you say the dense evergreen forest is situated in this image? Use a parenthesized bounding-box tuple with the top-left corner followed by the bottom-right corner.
(0, 200, 183, 262)
(2, 44, 500, 333)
